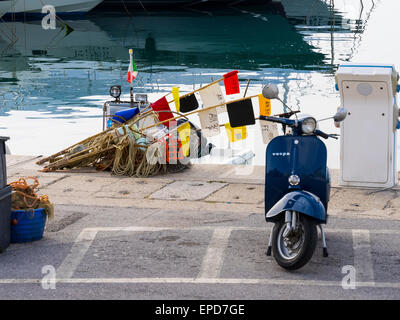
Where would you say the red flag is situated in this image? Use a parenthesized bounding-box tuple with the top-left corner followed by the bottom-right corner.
(223, 70, 240, 95)
(150, 96, 174, 127)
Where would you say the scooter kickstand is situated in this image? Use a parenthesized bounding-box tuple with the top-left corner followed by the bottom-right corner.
(266, 228, 273, 256)
(319, 225, 328, 257)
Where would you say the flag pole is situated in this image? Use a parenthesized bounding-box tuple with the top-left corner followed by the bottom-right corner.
(129, 49, 134, 107)
(142, 94, 259, 132)
(167, 77, 224, 104)
(167, 70, 239, 104)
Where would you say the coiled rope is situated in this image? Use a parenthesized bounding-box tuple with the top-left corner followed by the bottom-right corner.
(9, 177, 54, 219)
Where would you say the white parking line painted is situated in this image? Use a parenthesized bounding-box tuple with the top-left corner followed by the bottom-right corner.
(0, 277, 399, 289)
(352, 229, 375, 285)
(198, 228, 233, 279)
(54, 225, 399, 281)
(79, 226, 400, 235)
(56, 229, 98, 279)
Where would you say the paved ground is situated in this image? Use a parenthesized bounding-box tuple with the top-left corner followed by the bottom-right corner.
(2, 155, 400, 299)
(1, 205, 400, 299)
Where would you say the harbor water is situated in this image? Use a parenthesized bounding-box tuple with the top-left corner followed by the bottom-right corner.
(0, 0, 397, 168)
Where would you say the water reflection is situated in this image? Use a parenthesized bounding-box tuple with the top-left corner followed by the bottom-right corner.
(0, 1, 383, 165)
(0, 4, 343, 113)
(0, 6, 324, 117)
(89, 9, 326, 69)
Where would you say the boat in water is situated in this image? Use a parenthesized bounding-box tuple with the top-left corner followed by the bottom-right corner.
(0, 0, 104, 19)
(95, 0, 281, 10)
(88, 8, 324, 70)
(0, 7, 324, 69)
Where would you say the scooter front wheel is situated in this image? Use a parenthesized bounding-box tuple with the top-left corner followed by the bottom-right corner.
(272, 213, 317, 270)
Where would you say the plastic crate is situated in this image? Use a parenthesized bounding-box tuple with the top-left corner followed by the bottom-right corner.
(11, 208, 47, 243)
(0, 185, 11, 252)
(0, 136, 9, 188)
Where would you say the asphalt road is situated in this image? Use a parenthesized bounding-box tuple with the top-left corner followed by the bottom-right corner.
(1, 204, 400, 300)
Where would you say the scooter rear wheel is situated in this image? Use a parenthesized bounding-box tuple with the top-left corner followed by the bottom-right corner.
(272, 213, 317, 270)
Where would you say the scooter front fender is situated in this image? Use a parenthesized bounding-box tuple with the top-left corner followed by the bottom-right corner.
(266, 191, 326, 223)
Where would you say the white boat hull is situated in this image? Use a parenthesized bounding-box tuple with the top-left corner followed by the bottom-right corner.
(0, 0, 103, 16)
(0, 1, 12, 18)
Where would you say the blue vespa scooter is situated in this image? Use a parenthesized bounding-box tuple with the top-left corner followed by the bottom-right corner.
(261, 84, 347, 270)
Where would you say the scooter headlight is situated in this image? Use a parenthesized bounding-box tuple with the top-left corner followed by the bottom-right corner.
(301, 117, 317, 134)
(288, 174, 300, 186)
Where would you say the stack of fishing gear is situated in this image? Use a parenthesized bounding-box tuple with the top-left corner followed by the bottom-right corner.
(37, 49, 280, 177)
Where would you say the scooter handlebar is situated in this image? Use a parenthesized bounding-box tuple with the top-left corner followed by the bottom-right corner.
(259, 115, 296, 126)
(274, 110, 301, 118)
(260, 117, 339, 140)
(315, 130, 329, 139)
(315, 130, 339, 140)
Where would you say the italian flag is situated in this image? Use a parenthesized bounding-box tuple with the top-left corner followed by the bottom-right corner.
(126, 49, 138, 83)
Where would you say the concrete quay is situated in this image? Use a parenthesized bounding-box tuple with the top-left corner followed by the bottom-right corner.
(3, 155, 400, 300)
(6, 155, 400, 225)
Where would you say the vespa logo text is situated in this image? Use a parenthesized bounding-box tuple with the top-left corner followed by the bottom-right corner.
(272, 152, 290, 157)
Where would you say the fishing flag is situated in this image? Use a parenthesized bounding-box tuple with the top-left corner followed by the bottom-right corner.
(126, 49, 138, 83)
(179, 93, 199, 113)
(197, 83, 224, 137)
(177, 122, 191, 157)
(258, 94, 271, 117)
(259, 120, 278, 144)
(198, 109, 220, 137)
(150, 96, 174, 127)
(172, 87, 180, 112)
(226, 98, 256, 128)
(223, 70, 240, 95)
(199, 82, 226, 114)
(199, 83, 225, 108)
(225, 123, 247, 142)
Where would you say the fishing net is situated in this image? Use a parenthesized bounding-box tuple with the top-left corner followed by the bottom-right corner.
(9, 177, 54, 219)
(38, 110, 191, 177)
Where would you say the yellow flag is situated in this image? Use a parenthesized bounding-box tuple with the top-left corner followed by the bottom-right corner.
(258, 94, 271, 117)
(172, 87, 180, 112)
(224, 123, 247, 142)
(177, 122, 191, 156)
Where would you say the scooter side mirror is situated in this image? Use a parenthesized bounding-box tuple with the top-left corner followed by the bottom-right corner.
(333, 107, 347, 122)
(262, 84, 279, 100)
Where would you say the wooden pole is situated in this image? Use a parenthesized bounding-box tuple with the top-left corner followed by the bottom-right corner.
(167, 77, 224, 104)
(243, 79, 251, 98)
(44, 145, 117, 170)
(36, 110, 154, 165)
(36, 106, 159, 165)
(36, 118, 128, 165)
(141, 94, 258, 132)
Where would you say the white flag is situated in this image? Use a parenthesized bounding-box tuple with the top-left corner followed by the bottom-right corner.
(259, 120, 278, 144)
(199, 83, 227, 114)
(198, 109, 220, 137)
(198, 83, 226, 137)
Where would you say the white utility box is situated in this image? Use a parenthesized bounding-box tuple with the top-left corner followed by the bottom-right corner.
(335, 63, 399, 188)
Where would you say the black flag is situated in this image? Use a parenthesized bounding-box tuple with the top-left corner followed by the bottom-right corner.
(227, 99, 256, 127)
(179, 94, 199, 113)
